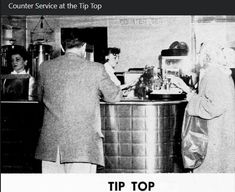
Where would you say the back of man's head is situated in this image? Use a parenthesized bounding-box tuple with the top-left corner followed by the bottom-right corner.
(64, 37, 86, 50)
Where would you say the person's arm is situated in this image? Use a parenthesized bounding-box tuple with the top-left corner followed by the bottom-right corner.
(104, 65, 121, 86)
(99, 66, 122, 103)
(120, 78, 139, 90)
(187, 72, 228, 119)
(170, 76, 196, 101)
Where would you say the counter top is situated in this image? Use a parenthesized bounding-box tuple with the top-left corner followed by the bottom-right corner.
(1, 96, 39, 104)
(101, 98, 187, 105)
(1, 98, 187, 105)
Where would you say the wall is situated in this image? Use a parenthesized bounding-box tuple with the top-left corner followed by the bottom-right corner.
(26, 15, 192, 72)
(1, 16, 26, 46)
(3, 16, 235, 72)
(106, 16, 192, 71)
(193, 16, 235, 52)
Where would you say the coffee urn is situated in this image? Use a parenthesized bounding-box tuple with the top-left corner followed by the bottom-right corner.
(28, 43, 52, 80)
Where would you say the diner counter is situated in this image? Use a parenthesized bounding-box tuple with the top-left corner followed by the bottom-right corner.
(102, 98, 187, 104)
(0, 96, 39, 104)
(1, 98, 187, 104)
(1, 98, 187, 173)
(1, 98, 42, 173)
(99, 99, 187, 173)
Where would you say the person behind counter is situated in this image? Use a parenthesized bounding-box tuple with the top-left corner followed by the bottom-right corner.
(104, 47, 137, 90)
(3, 46, 35, 97)
(35, 37, 122, 173)
(171, 41, 235, 173)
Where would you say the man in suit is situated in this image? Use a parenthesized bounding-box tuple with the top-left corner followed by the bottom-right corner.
(35, 37, 122, 173)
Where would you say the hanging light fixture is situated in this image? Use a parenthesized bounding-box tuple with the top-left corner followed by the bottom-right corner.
(30, 15, 54, 43)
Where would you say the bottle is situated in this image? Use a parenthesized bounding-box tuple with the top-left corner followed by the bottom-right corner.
(139, 77, 146, 100)
(38, 44, 44, 66)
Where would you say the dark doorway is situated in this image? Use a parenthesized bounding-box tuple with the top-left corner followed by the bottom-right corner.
(61, 27, 107, 64)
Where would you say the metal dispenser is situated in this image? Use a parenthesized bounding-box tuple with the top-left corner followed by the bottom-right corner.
(28, 43, 52, 80)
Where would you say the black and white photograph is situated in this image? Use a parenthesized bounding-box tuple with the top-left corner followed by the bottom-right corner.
(1, 1, 235, 191)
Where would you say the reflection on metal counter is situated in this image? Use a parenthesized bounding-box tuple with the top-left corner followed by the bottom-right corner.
(99, 100, 188, 173)
(1, 74, 30, 100)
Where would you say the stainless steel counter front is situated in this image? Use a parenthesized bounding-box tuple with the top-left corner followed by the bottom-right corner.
(1, 98, 187, 173)
(99, 99, 187, 173)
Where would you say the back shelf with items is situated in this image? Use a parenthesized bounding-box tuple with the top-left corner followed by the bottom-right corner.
(160, 55, 196, 91)
(160, 56, 188, 79)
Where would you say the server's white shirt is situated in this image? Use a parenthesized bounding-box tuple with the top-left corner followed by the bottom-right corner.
(104, 63, 121, 86)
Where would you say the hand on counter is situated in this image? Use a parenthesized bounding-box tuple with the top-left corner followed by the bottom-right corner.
(169, 76, 191, 93)
(120, 78, 139, 90)
(170, 76, 195, 101)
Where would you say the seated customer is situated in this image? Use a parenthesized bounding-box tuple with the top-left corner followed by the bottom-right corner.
(5, 46, 35, 97)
